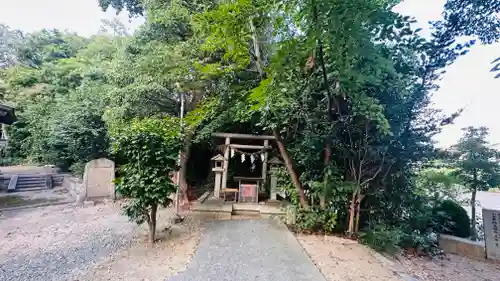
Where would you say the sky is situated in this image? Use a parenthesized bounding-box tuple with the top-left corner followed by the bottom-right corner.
(0, 0, 499, 148)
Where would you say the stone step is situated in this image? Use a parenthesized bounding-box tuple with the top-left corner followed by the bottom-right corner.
(231, 214, 262, 220)
(12, 187, 47, 192)
(16, 182, 47, 189)
(231, 210, 261, 217)
(17, 177, 47, 183)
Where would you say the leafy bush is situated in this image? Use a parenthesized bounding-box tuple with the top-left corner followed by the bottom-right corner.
(434, 199, 470, 238)
(295, 208, 337, 233)
(360, 224, 403, 256)
(399, 230, 440, 255)
(69, 161, 86, 177)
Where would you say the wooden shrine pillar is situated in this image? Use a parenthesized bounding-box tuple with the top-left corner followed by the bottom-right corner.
(221, 137, 230, 191)
(261, 139, 269, 188)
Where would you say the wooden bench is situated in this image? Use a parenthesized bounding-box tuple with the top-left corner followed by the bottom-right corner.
(221, 188, 239, 202)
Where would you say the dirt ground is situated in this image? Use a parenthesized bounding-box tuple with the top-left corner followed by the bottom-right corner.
(399, 254, 500, 281)
(297, 234, 404, 281)
(0, 186, 73, 209)
(0, 202, 202, 281)
(297, 234, 500, 281)
(80, 215, 203, 281)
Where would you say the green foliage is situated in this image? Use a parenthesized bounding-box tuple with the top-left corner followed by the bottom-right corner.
(0, 30, 120, 171)
(113, 117, 182, 235)
(295, 208, 337, 234)
(3, 0, 496, 251)
(434, 200, 471, 238)
(360, 224, 403, 256)
(451, 126, 500, 240)
(434, 0, 500, 45)
(415, 167, 464, 201)
(452, 127, 500, 192)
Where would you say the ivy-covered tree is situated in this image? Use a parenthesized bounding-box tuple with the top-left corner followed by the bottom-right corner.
(113, 117, 182, 243)
(451, 126, 500, 240)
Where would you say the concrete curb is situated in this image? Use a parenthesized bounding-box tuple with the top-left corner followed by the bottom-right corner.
(0, 200, 74, 213)
(370, 251, 420, 281)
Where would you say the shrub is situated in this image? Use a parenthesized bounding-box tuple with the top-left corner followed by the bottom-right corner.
(69, 161, 86, 177)
(295, 208, 337, 233)
(399, 230, 440, 255)
(113, 117, 182, 243)
(434, 199, 470, 238)
(399, 205, 442, 255)
(360, 224, 403, 256)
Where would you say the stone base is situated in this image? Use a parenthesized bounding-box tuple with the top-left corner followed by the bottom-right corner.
(191, 199, 287, 221)
(439, 234, 486, 260)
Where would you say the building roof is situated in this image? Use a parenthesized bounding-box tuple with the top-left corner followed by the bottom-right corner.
(268, 157, 283, 165)
(211, 154, 225, 161)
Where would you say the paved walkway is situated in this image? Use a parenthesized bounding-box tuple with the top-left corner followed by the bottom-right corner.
(167, 219, 326, 281)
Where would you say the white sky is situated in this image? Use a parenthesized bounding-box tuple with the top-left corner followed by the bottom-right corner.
(0, 0, 499, 148)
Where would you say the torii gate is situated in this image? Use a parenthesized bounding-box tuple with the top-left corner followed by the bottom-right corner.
(211, 132, 275, 200)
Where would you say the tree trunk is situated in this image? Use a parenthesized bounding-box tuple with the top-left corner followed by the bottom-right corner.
(148, 203, 158, 244)
(272, 128, 308, 209)
(354, 193, 362, 233)
(320, 141, 331, 208)
(470, 187, 477, 241)
(347, 189, 357, 234)
(178, 89, 204, 205)
(179, 130, 195, 204)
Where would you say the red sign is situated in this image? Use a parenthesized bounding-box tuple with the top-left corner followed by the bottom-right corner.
(241, 184, 256, 197)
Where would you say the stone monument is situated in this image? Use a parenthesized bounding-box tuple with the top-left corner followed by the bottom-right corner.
(82, 158, 115, 200)
(482, 208, 500, 261)
(211, 154, 225, 199)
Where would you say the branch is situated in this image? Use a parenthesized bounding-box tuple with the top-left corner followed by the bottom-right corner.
(361, 152, 386, 186)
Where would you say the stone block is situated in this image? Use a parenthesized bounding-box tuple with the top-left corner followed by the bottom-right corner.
(7, 175, 18, 192)
(439, 234, 485, 260)
(82, 158, 115, 200)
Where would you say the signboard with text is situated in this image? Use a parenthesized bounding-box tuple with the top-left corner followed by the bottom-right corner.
(483, 208, 500, 261)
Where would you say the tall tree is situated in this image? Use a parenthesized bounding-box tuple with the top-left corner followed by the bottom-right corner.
(452, 126, 500, 240)
(0, 24, 23, 69)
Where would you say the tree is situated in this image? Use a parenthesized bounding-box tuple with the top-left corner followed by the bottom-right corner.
(431, 0, 500, 76)
(0, 24, 23, 69)
(451, 126, 500, 240)
(3, 0, 485, 247)
(433, 0, 500, 45)
(101, 0, 235, 205)
(113, 117, 182, 243)
(0, 31, 118, 170)
(415, 166, 463, 202)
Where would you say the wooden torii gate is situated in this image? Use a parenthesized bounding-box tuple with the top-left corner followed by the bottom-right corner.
(212, 133, 275, 199)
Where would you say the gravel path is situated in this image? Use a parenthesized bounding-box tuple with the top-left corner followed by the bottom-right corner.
(0, 203, 159, 281)
(167, 219, 326, 281)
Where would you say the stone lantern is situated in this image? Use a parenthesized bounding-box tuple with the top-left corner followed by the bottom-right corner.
(268, 157, 283, 200)
(211, 154, 225, 198)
